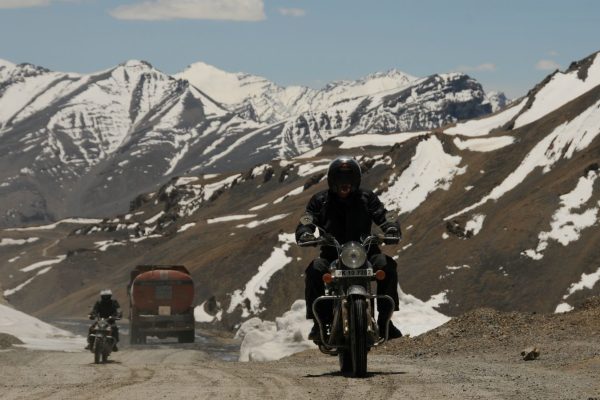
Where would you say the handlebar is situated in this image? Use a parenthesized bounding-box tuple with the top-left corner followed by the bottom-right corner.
(299, 234, 400, 249)
(89, 315, 121, 321)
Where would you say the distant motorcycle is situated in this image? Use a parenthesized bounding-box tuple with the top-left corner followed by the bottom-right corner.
(89, 316, 119, 364)
(298, 214, 399, 377)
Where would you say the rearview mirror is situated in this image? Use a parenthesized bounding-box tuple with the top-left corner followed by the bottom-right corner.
(384, 211, 397, 224)
(299, 213, 314, 226)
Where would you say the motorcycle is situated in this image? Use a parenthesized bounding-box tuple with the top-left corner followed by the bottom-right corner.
(89, 316, 119, 364)
(298, 214, 399, 377)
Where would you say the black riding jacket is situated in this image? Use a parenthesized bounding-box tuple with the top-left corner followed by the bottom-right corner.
(91, 299, 121, 319)
(295, 189, 401, 260)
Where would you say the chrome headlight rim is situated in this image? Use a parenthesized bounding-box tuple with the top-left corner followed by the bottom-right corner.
(340, 241, 367, 269)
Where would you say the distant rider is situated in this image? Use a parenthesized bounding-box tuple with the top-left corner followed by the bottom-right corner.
(85, 289, 122, 351)
(296, 157, 403, 341)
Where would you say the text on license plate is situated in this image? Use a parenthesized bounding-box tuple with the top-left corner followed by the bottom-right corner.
(333, 268, 373, 278)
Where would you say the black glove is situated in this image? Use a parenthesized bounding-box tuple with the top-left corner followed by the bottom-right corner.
(299, 232, 317, 244)
(383, 226, 400, 245)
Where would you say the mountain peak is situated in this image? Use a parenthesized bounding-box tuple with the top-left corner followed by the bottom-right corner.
(364, 68, 417, 82)
(119, 59, 154, 70)
(177, 61, 271, 105)
(0, 58, 15, 69)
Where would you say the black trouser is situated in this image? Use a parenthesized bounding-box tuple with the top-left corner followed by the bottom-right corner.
(304, 253, 400, 321)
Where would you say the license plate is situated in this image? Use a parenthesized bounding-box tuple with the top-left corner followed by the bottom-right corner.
(333, 268, 373, 278)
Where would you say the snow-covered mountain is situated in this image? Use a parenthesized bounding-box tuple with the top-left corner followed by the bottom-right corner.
(1, 58, 499, 226)
(176, 62, 419, 123)
(2, 51, 599, 333)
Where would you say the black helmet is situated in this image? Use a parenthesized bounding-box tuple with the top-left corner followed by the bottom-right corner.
(100, 289, 112, 301)
(327, 157, 361, 194)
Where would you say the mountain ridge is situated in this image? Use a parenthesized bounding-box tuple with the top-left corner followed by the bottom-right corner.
(0, 58, 500, 227)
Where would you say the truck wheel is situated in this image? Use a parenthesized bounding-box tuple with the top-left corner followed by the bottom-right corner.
(130, 329, 137, 345)
(184, 330, 195, 343)
(178, 331, 194, 343)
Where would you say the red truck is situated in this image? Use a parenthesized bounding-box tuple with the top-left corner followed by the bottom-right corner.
(128, 265, 195, 344)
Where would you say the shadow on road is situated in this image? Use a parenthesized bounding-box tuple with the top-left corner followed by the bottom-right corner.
(304, 370, 407, 378)
(86, 360, 123, 366)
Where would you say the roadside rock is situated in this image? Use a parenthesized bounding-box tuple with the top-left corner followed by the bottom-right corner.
(0, 333, 23, 349)
(521, 346, 540, 361)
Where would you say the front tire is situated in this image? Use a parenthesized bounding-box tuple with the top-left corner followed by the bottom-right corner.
(339, 350, 352, 373)
(94, 341, 101, 364)
(350, 297, 368, 377)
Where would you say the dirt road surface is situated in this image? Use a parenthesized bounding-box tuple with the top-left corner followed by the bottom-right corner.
(0, 342, 598, 400)
(1, 299, 599, 399)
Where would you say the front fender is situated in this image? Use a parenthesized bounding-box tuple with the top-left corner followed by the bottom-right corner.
(347, 285, 368, 297)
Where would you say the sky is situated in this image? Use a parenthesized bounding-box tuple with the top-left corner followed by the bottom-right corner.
(0, 0, 599, 98)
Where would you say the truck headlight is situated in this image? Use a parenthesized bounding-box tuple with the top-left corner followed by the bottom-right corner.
(340, 242, 366, 269)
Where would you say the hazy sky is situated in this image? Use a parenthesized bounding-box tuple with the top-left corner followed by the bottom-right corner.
(1, 0, 599, 98)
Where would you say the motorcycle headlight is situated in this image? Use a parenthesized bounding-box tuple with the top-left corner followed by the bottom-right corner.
(340, 242, 367, 269)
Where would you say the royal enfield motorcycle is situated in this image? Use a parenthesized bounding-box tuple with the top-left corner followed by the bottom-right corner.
(298, 214, 399, 377)
(89, 316, 119, 364)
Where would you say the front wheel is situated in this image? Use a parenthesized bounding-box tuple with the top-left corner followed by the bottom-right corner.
(350, 297, 368, 377)
(94, 341, 102, 364)
(339, 350, 352, 373)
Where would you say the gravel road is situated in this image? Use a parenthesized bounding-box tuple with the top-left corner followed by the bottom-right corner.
(0, 342, 597, 400)
(1, 299, 599, 400)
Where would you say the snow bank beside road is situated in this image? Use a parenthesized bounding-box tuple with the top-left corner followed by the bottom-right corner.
(237, 285, 451, 362)
(237, 300, 315, 362)
(0, 304, 85, 351)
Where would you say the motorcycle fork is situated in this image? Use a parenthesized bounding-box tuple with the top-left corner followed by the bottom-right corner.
(341, 298, 349, 337)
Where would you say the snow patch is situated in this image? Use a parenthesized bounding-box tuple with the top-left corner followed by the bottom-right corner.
(207, 214, 257, 224)
(95, 240, 126, 251)
(381, 136, 465, 214)
(236, 300, 315, 362)
(144, 211, 165, 225)
(445, 99, 526, 136)
(237, 285, 451, 361)
(523, 171, 599, 260)
(465, 214, 486, 236)
(177, 222, 196, 232)
(453, 136, 515, 152)
(273, 186, 304, 204)
(515, 55, 600, 128)
(236, 214, 290, 229)
(447, 99, 600, 220)
(6, 218, 102, 231)
(554, 303, 574, 313)
(249, 203, 269, 211)
(0, 237, 39, 246)
(0, 304, 85, 351)
(228, 233, 295, 316)
(563, 267, 600, 299)
(20, 255, 66, 272)
(337, 132, 425, 149)
(194, 300, 222, 323)
(296, 160, 331, 177)
(4, 266, 53, 297)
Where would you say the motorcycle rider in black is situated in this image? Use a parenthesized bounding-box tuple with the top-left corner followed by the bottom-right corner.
(85, 289, 122, 351)
(296, 157, 403, 341)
